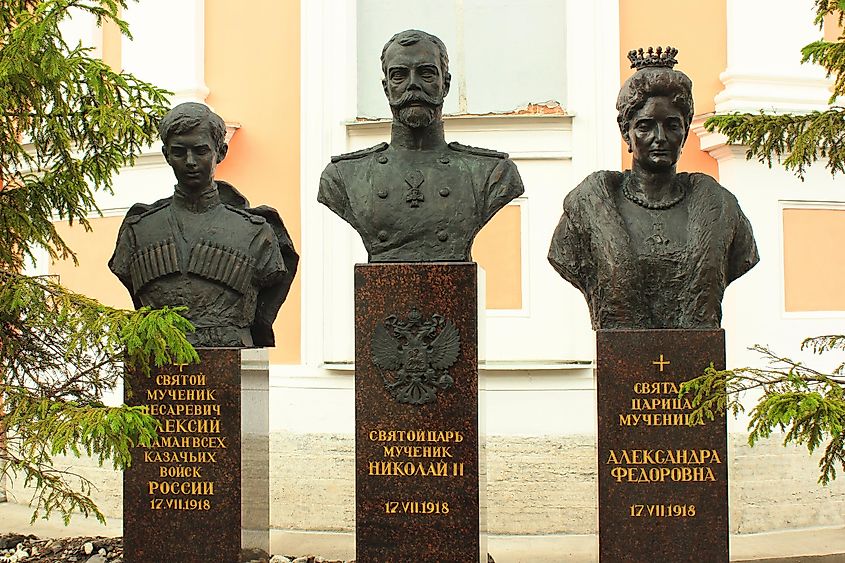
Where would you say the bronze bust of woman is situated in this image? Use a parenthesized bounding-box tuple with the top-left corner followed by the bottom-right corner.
(548, 47, 759, 329)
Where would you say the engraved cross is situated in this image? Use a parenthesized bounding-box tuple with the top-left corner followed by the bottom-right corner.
(652, 354, 670, 372)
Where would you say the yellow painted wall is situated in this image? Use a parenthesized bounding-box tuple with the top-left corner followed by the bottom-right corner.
(50, 3, 303, 363)
(783, 208, 845, 312)
(205, 0, 301, 364)
(825, 12, 841, 42)
(101, 16, 121, 71)
(49, 217, 132, 309)
(474, 205, 522, 310)
(619, 0, 725, 178)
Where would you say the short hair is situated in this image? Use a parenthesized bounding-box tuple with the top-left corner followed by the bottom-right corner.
(616, 67, 694, 142)
(380, 29, 450, 82)
(159, 102, 227, 153)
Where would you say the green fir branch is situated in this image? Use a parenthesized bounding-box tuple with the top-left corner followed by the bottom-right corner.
(682, 340, 845, 484)
(0, 2, 193, 523)
(811, 0, 845, 28)
(1, 270, 197, 522)
(802, 334, 845, 354)
(704, 109, 845, 179)
(0, 0, 171, 272)
(802, 40, 845, 100)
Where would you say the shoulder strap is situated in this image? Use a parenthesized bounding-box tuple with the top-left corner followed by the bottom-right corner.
(331, 142, 389, 163)
(448, 141, 508, 159)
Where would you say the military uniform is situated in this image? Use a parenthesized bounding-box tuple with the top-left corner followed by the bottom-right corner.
(109, 183, 296, 347)
(318, 142, 524, 261)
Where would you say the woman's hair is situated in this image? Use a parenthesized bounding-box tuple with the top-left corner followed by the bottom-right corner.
(616, 47, 694, 144)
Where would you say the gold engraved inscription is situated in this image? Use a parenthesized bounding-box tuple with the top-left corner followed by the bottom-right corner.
(367, 428, 466, 517)
(385, 500, 450, 515)
(619, 381, 702, 427)
(606, 449, 722, 483)
(367, 429, 465, 478)
(630, 504, 696, 517)
(142, 368, 224, 511)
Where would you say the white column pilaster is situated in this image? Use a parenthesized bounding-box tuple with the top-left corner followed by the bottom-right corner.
(693, 0, 845, 381)
(121, 0, 208, 105)
(301, 0, 360, 367)
(715, 0, 831, 114)
(566, 0, 621, 178)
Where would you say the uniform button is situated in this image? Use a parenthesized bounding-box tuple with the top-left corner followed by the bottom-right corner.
(438, 156, 450, 164)
(439, 187, 450, 197)
(377, 155, 388, 164)
(377, 189, 388, 198)
(378, 230, 389, 241)
(437, 231, 448, 242)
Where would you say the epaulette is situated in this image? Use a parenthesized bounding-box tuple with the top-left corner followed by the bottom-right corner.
(447, 141, 508, 159)
(225, 204, 267, 224)
(331, 142, 389, 163)
(124, 199, 170, 225)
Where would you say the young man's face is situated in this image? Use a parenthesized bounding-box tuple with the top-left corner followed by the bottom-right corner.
(163, 123, 226, 191)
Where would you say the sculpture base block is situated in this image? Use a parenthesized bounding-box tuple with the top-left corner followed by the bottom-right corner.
(597, 329, 728, 563)
(355, 262, 482, 563)
(241, 348, 270, 554)
(123, 348, 269, 563)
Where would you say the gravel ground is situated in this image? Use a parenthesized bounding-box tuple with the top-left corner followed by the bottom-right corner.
(0, 533, 498, 563)
(0, 534, 352, 563)
(0, 534, 122, 563)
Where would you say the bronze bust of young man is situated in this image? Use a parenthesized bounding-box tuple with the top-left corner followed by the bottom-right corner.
(109, 102, 298, 347)
(548, 47, 759, 329)
(318, 29, 524, 262)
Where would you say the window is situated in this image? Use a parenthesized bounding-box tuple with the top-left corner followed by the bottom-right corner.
(783, 207, 845, 312)
(356, 0, 567, 118)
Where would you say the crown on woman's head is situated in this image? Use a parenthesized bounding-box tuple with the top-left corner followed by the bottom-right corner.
(628, 46, 679, 70)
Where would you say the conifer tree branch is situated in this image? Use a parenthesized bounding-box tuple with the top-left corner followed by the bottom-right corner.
(704, 109, 845, 179)
(0, 0, 197, 523)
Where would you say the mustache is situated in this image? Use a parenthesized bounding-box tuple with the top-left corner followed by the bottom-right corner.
(389, 91, 443, 108)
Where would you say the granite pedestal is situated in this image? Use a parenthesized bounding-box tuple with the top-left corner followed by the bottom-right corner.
(597, 329, 728, 563)
(355, 262, 483, 563)
(123, 348, 269, 563)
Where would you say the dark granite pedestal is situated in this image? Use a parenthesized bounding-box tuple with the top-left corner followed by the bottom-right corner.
(597, 330, 729, 563)
(124, 348, 269, 563)
(355, 262, 483, 563)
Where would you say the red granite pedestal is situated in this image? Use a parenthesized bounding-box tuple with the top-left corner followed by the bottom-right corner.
(597, 329, 729, 563)
(123, 348, 269, 563)
(355, 262, 482, 563)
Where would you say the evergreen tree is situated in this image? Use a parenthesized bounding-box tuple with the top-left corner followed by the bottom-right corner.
(0, 0, 197, 523)
(683, 0, 845, 484)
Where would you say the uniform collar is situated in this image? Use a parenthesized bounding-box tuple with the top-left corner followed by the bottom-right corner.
(173, 182, 221, 213)
(389, 120, 448, 151)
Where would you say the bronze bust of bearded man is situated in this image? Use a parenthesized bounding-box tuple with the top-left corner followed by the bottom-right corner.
(109, 102, 298, 347)
(548, 47, 759, 329)
(318, 29, 524, 262)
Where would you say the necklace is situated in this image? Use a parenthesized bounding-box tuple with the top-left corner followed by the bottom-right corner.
(621, 174, 686, 210)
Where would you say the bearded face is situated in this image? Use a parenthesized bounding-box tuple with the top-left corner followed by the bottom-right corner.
(390, 90, 444, 129)
(382, 39, 449, 130)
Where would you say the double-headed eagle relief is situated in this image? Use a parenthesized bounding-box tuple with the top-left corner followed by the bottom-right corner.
(371, 308, 461, 405)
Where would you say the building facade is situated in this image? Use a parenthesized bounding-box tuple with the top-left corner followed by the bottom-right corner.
(10, 0, 845, 557)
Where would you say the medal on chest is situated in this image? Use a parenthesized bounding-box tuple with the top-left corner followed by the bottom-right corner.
(404, 169, 425, 208)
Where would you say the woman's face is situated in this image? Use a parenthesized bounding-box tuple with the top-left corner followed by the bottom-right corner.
(627, 95, 687, 172)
